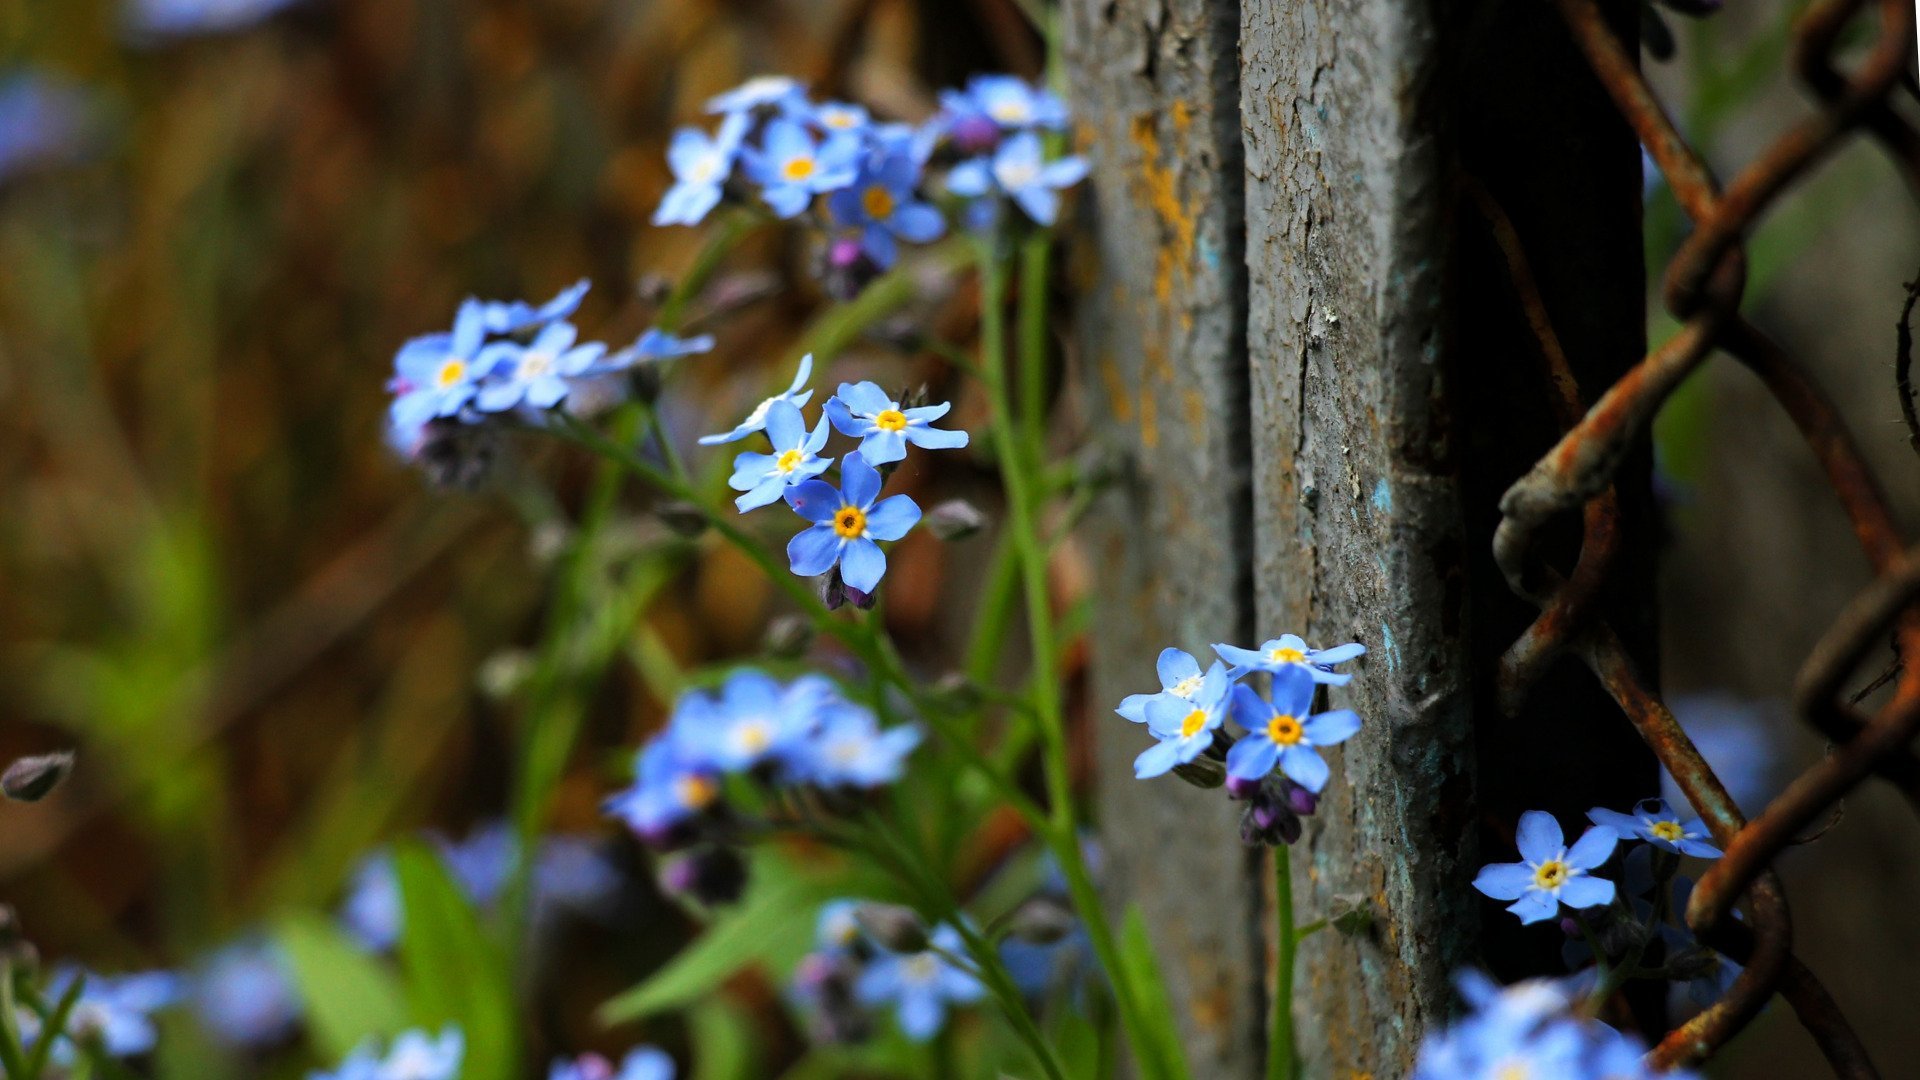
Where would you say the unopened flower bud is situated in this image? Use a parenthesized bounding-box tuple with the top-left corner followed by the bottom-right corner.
(3, 752, 74, 803)
(1281, 780, 1318, 818)
(655, 500, 709, 538)
(949, 115, 1001, 157)
(853, 902, 930, 954)
(1225, 774, 1262, 801)
(924, 499, 988, 541)
(822, 237, 882, 301)
(635, 273, 674, 307)
(1241, 794, 1303, 847)
(930, 672, 983, 712)
(658, 847, 748, 906)
(763, 615, 815, 659)
(416, 419, 499, 491)
(794, 951, 871, 1044)
(823, 570, 876, 612)
(1004, 897, 1077, 945)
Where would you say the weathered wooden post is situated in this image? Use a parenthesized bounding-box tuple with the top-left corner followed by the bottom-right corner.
(1066, 0, 1655, 1074)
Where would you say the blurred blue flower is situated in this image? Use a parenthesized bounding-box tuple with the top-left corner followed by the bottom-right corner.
(342, 850, 402, 950)
(946, 131, 1087, 227)
(36, 967, 181, 1062)
(949, 75, 1069, 132)
(191, 939, 301, 1049)
(826, 148, 945, 269)
(855, 923, 984, 1042)
(815, 899, 864, 953)
(1132, 661, 1232, 779)
(698, 353, 815, 445)
(1473, 811, 1617, 925)
(1413, 971, 1693, 1080)
(309, 1043, 382, 1080)
(1662, 694, 1781, 816)
(376, 1026, 464, 1080)
(1213, 633, 1366, 685)
(788, 703, 922, 789)
(473, 321, 607, 412)
(1588, 798, 1721, 859)
(746, 119, 860, 218)
(1223, 668, 1361, 791)
(824, 381, 968, 465)
(595, 328, 715, 378)
(706, 75, 806, 116)
(656, 113, 750, 227)
(389, 300, 490, 427)
(1115, 647, 1211, 724)
(784, 453, 922, 592)
(0, 72, 89, 182)
(550, 1048, 675, 1080)
(673, 669, 819, 773)
(125, 0, 303, 39)
(479, 279, 590, 335)
(808, 101, 871, 137)
(603, 732, 724, 845)
(728, 399, 833, 512)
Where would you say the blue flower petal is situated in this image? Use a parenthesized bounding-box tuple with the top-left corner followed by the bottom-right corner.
(1514, 810, 1565, 864)
(787, 525, 844, 577)
(840, 537, 887, 592)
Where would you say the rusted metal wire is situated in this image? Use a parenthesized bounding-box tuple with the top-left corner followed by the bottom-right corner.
(1482, 0, 1920, 1071)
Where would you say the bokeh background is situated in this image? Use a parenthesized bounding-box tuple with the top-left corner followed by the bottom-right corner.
(1, 0, 1918, 1077)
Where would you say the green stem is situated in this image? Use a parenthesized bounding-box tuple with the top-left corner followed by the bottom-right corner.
(0, 960, 28, 1080)
(655, 210, 755, 333)
(1268, 846, 1297, 1080)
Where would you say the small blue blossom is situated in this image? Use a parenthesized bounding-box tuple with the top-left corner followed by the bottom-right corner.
(603, 728, 725, 842)
(479, 279, 590, 335)
(126, 0, 303, 39)
(36, 968, 182, 1062)
(1132, 661, 1232, 779)
(1116, 647, 1212, 724)
(808, 101, 872, 137)
(728, 399, 833, 512)
(1213, 633, 1366, 685)
(190, 939, 301, 1049)
(1473, 811, 1618, 925)
(698, 353, 815, 445)
(1413, 972, 1696, 1080)
(473, 321, 608, 412)
(655, 113, 750, 227)
(946, 131, 1088, 227)
(824, 381, 969, 465)
(1223, 669, 1361, 792)
(309, 1043, 382, 1080)
(597, 328, 716, 375)
(815, 900, 865, 953)
(389, 300, 491, 427)
(374, 1026, 465, 1080)
(951, 75, 1069, 132)
(1588, 798, 1721, 859)
(706, 75, 806, 116)
(855, 923, 985, 1042)
(0, 72, 89, 182)
(550, 1048, 675, 1080)
(746, 119, 860, 218)
(672, 669, 821, 773)
(342, 850, 403, 950)
(788, 703, 922, 789)
(784, 453, 922, 592)
(826, 148, 946, 269)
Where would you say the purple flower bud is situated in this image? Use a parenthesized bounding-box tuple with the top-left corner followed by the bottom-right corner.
(949, 115, 1001, 156)
(823, 569, 877, 611)
(822, 236, 882, 301)
(1225, 773, 1262, 801)
(1281, 780, 1318, 818)
(658, 847, 747, 906)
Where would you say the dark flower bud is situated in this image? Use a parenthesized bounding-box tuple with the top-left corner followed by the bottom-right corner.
(655, 500, 710, 538)
(930, 672, 983, 713)
(1171, 756, 1227, 789)
(1330, 897, 1375, 937)
(1004, 897, 1077, 945)
(1225, 773, 1263, 801)
(762, 615, 815, 659)
(1280, 780, 1318, 818)
(795, 951, 873, 1044)
(658, 847, 748, 906)
(635, 273, 674, 307)
(1241, 786, 1304, 847)
(924, 500, 988, 541)
(823, 570, 877, 612)
(822, 237, 882, 301)
(416, 419, 499, 491)
(853, 902, 930, 954)
(3, 752, 74, 803)
(627, 363, 664, 406)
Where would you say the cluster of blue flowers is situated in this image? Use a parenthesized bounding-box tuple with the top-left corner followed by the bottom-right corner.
(384, 280, 711, 474)
(1412, 972, 1700, 1080)
(657, 74, 1086, 296)
(789, 901, 984, 1044)
(603, 668, 922, 903)
(702, 353, 966, 598)
(308, 1025, 464, 1080)
(1119, 635, 1365, 845)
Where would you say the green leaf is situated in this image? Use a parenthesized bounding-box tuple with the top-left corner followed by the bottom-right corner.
(688, 999, 757, 1080)
(391, 841, 519, 1080)
(1117, 906, 1192, 1080)
(273, 913, 408, 1061)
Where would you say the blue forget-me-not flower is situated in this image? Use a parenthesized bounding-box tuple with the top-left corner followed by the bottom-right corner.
(1588, 798, 1721, 859)
(784, 453, 922, 592)
(1115, 647, 1212, 724)
(706, 75, 805, 117)
(824, 381, 969, 465)
(746, 119, 860, 219)
(655, 113, 749, 227)
(1223, 668, 1361, 792)
(855, 923, 985, 1042)
(478, 279, 589, 335)
(35, 968, 181, 1062)
(699, 353, 815, 445)
(190, 939, 301, 1049)
(1473, 811, 1618, 925)
(389, 300, 491, 427)
(827, 147, 945, 269)
(549, 1048, 675, 1080)
(473, 321, 607, 412)
(951, 75, 1068, 132)
(1133, 661, 1232, 778)
(1412, 971, 1693, 1080)
(728, 399, 833, 512)
(946, 131, 1088, 228)
(1213, 633, 1366, 685)
(788, 703, 922, 789)
(603, 731, 724, 845)
(672, 669, 819, 773)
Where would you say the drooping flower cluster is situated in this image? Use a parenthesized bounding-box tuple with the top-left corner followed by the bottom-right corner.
(1412, 972, 1700, 1080)
(1119, 635, 1365, 845)
(384, 280, 712, 477)
(788, 901, 984, 1043)
(309, 1025, 464, 1080)
(708, 354, 966, 599)
(655, 74, 1087, 295)
(603, 669, 922, 903)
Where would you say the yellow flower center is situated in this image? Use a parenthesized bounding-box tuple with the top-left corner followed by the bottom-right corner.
(989, 101, 1030, 124)
(675, 774, 717, 810)
(1650, 820, 1685, 843)
(833, 505, 867, 539)
(781, 156, 816, 182)
(874, 408, 909, 432)
(776, 449, 805, 473)
(903, 954, 941, 983)
(519, 351, 554, 378)
(1532, 859, 1570, 890)
(1266, 714, 1304, 745)
(1178, 708, 1209, 739)
(733, 721, 772, 755)
(1268, 646, 1308, 664)
(1494, 1063, 1531, 1080)
(823, 110, 859, 128)
(434, 359, 466, 389)
(1169, 674, 1203, 698)
(862, 185, 896, 219)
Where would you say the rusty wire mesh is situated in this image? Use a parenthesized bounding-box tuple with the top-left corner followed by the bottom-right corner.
(1475, 0, 1920, 1074)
